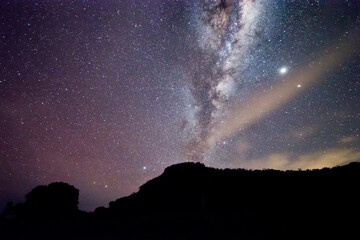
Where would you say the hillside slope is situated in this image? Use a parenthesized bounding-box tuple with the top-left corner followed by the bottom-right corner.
(2, 162, 360, 239)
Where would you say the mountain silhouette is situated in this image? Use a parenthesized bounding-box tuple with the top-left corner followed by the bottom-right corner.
(1, 162, 360, 239)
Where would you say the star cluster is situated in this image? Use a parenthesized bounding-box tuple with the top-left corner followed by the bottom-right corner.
(0, 0, 359, 211)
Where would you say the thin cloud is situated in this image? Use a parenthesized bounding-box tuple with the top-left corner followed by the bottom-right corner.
(206, 32, 359, 146)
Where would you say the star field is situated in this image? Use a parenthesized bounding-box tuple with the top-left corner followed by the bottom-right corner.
(1, 0, 359, 211)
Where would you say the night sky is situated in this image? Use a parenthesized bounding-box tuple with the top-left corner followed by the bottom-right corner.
(1, 0, 359, 211)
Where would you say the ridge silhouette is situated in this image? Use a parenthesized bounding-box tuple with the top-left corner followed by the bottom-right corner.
(1, 162, 360, 239)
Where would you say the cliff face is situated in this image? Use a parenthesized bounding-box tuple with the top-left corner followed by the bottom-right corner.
(102, 162, 360, 216)
(91, 162, 360, 239)
(2, 162, 360, 240)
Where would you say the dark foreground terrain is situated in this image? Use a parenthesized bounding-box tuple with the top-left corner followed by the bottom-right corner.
(1, 162, 360, 240)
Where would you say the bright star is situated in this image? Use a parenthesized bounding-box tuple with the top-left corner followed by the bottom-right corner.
(279, 66, 288, 75)
(297, 84, 301, 88)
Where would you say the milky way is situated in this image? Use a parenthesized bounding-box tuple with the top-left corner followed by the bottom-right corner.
(185, 0, 272, 162)
(0, 0, 359, 211)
